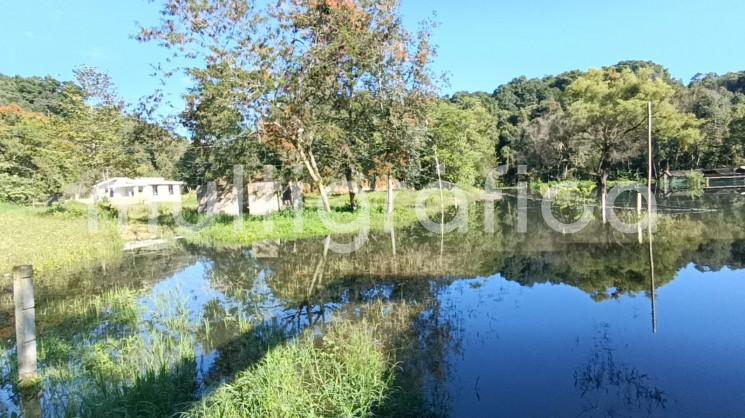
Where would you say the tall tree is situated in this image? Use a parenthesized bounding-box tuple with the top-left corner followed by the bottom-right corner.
(565, 67, 701, 194)
(0, 74, 74, 115)
(0, 105, 76, 202)
(423, 96, 497, 186)
(140, 0, 435, 212)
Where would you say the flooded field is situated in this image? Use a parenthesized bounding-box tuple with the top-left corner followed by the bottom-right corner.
(1, 194, 744, 417)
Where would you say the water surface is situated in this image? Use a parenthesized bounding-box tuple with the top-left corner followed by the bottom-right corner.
(1, 194, 744, 417)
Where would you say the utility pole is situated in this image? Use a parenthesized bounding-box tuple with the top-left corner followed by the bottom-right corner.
(648, 101, 653, 213)
(647, 101, 657, 334)
(434, 148, 445, 263)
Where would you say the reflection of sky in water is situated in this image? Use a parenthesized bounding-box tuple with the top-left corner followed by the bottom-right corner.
(436, 265, 745, 418)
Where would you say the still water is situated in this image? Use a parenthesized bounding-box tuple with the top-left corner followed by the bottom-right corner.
(1, 194, 744, 417)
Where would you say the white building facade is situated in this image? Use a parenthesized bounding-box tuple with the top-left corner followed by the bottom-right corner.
(93, 177, 184, 205)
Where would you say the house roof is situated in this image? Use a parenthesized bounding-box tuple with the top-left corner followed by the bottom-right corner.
(666, 167, 745, 177)
(95, 177, 185, 188)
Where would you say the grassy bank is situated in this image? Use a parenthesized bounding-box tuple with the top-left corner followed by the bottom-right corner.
(0, 188, 468, 275)
(0, 202, 122, 276)
(179, 190, 469, 247)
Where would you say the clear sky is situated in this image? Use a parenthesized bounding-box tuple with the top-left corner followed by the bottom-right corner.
(3, 0, 745, 110)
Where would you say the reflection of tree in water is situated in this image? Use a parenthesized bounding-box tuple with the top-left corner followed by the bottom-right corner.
(417, 296, 463, 417)
(574, 324, 667, 417)
(187, 237, 463, 417)
(188, 245, 264, 300)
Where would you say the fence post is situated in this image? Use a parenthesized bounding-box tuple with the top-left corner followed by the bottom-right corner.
(12, 265, 37, 386)
(637, 192, 643, 244)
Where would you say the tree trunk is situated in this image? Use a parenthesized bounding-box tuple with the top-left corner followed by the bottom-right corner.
(345, 166, 357, 211)
(386, 174, 394, 214)
(318, 183, 331, 213)
(600, 170, 608, 224)
(600, 171, 608, 197)
(298, 146, 331, 213)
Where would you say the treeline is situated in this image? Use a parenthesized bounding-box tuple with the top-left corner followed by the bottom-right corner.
(146, 0, 744, 207)
(3, 1, 745, 207)
(463, 60, 745, 191)
(0, 71, 185, 203)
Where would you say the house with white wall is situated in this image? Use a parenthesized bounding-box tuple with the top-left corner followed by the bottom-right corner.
(93, 177, 185, 204)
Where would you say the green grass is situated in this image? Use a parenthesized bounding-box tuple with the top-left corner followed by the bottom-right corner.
(0, 202, 122, 277)
(0, 189, 471, 271)
(180, 190, 470, 247)
(184, 319, 391, 418)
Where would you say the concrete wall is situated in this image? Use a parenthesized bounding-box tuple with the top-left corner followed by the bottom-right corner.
(140, 184, 182, 203)
(197, 181, 290, 216)
(248, 181, 281, 216)
(197, 183, 241, 216)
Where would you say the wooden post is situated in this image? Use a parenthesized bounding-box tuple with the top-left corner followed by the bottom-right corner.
(648, 222, 657, 335)
(601, 192, 607, 224)
(648, 102, 653, 215)
(637, 192, 643, 244)
(647, 101, 657, 334)
(434, 149, 445, 264)
(385, 174, 394, 215)
(13, 265, 37, 385)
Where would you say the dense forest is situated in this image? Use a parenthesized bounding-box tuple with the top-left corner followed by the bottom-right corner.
(1, 1, 745, 205)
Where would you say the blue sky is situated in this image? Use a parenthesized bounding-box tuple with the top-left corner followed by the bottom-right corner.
(3, 0, 745, 112)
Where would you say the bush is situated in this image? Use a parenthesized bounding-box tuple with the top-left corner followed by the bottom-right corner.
(0, 173, 43, 203)
(686, 171, 705, 193)
(530, 180, 597, 201)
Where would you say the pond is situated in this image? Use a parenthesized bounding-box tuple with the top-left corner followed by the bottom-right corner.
(1, 193, 744, 417)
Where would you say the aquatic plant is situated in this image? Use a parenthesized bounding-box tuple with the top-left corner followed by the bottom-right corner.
(184, 320, 391, 418)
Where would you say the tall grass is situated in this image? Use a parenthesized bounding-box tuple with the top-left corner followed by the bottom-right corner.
(0, 202, 122, 276)
(184, 320, 391, 418)
(33, 288, 200, 418)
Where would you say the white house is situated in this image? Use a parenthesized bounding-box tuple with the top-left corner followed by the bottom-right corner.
(93, 177, 185, 204)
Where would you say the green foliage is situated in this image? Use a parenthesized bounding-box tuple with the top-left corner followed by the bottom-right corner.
(28, 287, 200, 418)
(424, 96, 498, 186)
(490, 62, 722, 185)
(0, 74, 73, 115)
(685, 170, 706, 194)
(181, 190, 466, 247)
(566, 67, 701, 183)
(0, 104, 77, 202)
(140, 0, 435, 213)
(529, 180, 597, 201)
(0, 173, 41, 203)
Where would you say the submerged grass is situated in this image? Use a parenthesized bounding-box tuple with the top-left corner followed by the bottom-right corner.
(35, 287, 200, 418)
(184, 320, 391, 418)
